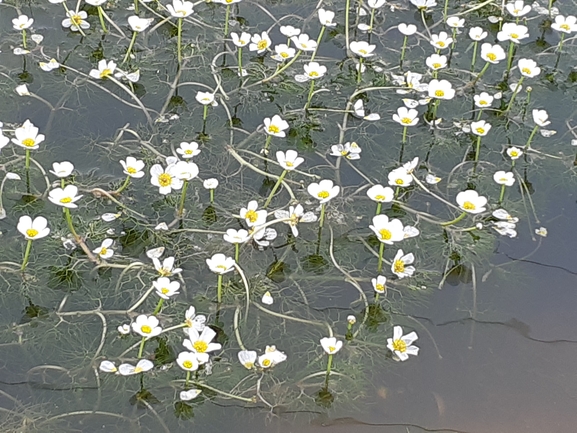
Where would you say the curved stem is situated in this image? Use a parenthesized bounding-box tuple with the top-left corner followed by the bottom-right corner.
(64, 208, 79, 238)
(505, 76, 524, 113)
(473, 61, 490, 84)
(310, 26, 325, 62)
(115, 175, 131, 194)
(152, 298, 164, 315)
(21, 239, 33, 272)
(261, 50, 301, 83)
(263, 170, 287, 208)
(224, 5, 230, 36)
(304, 79, 316, 110)
(123, 32, 138, 64)
(137, 337, 146, 358)
(525, 125, 538, 149)
(441, 211, 467, 227)
(97, 6, 108, 34)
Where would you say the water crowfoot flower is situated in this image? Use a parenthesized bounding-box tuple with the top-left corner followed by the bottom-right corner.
(329, 142, 362, 160)
(494, 171, 515, 202)
(262, 114, 289, 153)
(180, 389, 202, 401)
(118, 359, 154, 375)
(203, 178, 218, 203)
(238, 350, 258, 369)
(183, 326, 222, 364)
(206, 253, 235, 302)
(249, 32, 272, 53)
(367, 184, 394, 215)
(506, 59, 540, 113)
(89, 60, 117, 80)
(93, 238, 114, 259)
(167, 0, 194, 63)
(124, 16, 153, 63)
(18, 215, 50, 272)
(307, 179, 340, 228)
(369, 214, 405, 272)
(391, 249, 415, 278)
(49, 185, 83, 237)
(525, 109, 550, 148)
(62, 10, 89, 34)
(372, 275, 387, 300)
(320, 336, 343, 387)
(49, 161, 74, 181)
(393, 107, 419, 143)
(153, 277, 181, 301)
(264, 150, 304, 208)
(441, 190, 488, 226)
(387, 326, 419, 361)
(298, 62, 327, 110)
(240, 200, 267, 227)
(274, 204, 317, 237)
(150, 163, 183, 195)
(13, 15, 33, 48)
(350, 41, 376, 83)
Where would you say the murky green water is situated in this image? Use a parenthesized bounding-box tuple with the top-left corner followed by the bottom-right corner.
(1, 0, 577, 431)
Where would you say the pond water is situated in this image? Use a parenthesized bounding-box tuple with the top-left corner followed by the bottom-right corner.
(1, 0, 577, 431)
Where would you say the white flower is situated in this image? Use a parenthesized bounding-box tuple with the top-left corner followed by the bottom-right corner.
(410, 0, 437, 10)
(276, 150, 303, 170)
(307, 179, 340, 204)
(369, 214, 405, 244)
(93, 238, 114, 259)
(223, 228, 250, 244)
(506, 0, 531, 17)
(368, 0, 386, 8)
(353, 100, 381, 121)
(39, 58, 60, 72)
(551, 15, 577, 33)
(13, 48, 30, 55)
(290, 33, 317, 51)
(506, 147, 523, 160)
(427, 79, 455, 100)
(118, 324, 131, 334)
(367, 184, 394, 203)
(426, 53, 447, 70)
(183, 326, 222, 364)
(474, 92, 494, 107)
(231, 31, 251, 47)
(493, 208, 519, 223)
(85, 0, 107, 5)
(195, 91, 218, 106)
(318, 8, 336, 27)
(153, 256, 182, 276)
(263, 115, 289, 137)
(403, 225, 420, 238)
(387, 326, 419, 361)
(99, 360, 118, 373)
(391, 249, 415, 278)
(493, 221, 517, 238)
(180, 389, 202, 401)
(12, 119, 45, 150)
(118, 359, 154, 375)
(347, 315, 356, 324)
(480, 43, 506, 64)
(206, 253, 235, 274)
(240, 200, 267, 227)
(446, 16, 464, 28)
(174, 161, 199, 181)
(497, 23, 529, 44)
(398, 23, 417, 36)
(301, 62, 327, 80)
(150, 163, 183, 195)
(532, 109, 550, 127)
(119, 157, 145, 179)
(166, 0, 194, 17)
(280, 25, 300, 37)
(17, 216, 50, 240)
(273, 204, 317, 237)
(48, 185, 83, 208)
(31, 34, 44, 44)
(493, 171, 515, 186)
(184, 306, 206, 331)
(456, 190, 487, 214)
(258, 346, 287, 368)
(272, 44, 296, 61)
(177, 142, 200, 159)
(469, 26, 488, 41)
(350, 41, 376, 57)
(535, 227, 547, 237)
(261, 291, 273, 305)
(393, 107, 419, 126)
(320, 337, 343, 354)
(470, 120, 491, 136)
(50, 161, 74, 178)
(426, 173, 442, 184)
(517, 58, 540, 77)
(203, 178, 218, 189)
(131, 314, 162, 338)
(430, 32, 453, 50)
(329, 142, 362, 160)
(62, 11, 90, 32)
(89, 59, 117, 79)
(372, 275, 387, 293)
(238, 350, 257, 369)
(176, 351, 199, 371)
(249, 32, 272, 53)
(153, 277, 181, 299)
(251, 225, 277, 248)
(128, 16, 153, 32)
(388, 167, 413, 187)
(13, 15, 33, 30)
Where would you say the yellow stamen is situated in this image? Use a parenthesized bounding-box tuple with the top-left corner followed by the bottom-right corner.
(22, 138, 36, 147)
(245, 209, 258, 223)
(26, 229, 38, 238)
(392, 339, 407, 353)
(394, 260, 405, 274)
(141, 325, 152, 334)
(183, 360, 193, 369)
(463, 201, 476, 210)
(193, 341, 208, 353)
(379, 229, 392, 240)
(317, 191, 329, 199)
(435, 90, 445, 97)
(158, 173, 172, 187)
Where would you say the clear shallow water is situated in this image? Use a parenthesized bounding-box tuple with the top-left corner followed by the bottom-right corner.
(1, 0, 577, 432)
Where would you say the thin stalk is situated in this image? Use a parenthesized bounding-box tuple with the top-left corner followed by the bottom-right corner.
(22, 30, 27, 49)
(178, 180, 189, 218)
(402, 125, 407, 143)
(177, 18, 183, 64)
(525, 125, 538, 149)
(505, 76, 524, 113)
(470, 41, 478, 71)
(400, 35, 408, 67)
(97, 6, 108, 33)
(443, 0, 449, 21)
(304, 79, 316, 110)
(310, 26, 325, 62)
(153, 299, 164, 316)
(234, 243, 239, 263)
(262, 50, 301, 83)
(224, 5, 230, 36)
(377, 242, 385, 273)
(134, 0, 139, 14)
(185, 371, 191, 388)
(237, 47, 243, 77)
(374, 293, 380, 302)
(263, 135, 272, 154)
(506, 41, 515, 77)
(345, 0, 351, 51)
(217, 274, 223, 303)
(375, 202, 382, 216)
(369, 8, 376, 33)
(137, 337, 146, 358)
(431, 99, 440, 123)
(115, 175, 131, 194)
(123, 31, 138, 64)
(474, 135, 482, 162)
(324, 354, 333, 388)
(21, 239, 33, 272)
(441, 211, 467, 227)
(64, 208, 79, 238)
(473, 61, 490, 84)
(209, 189, 214, 204)
(263, 170, 287, 208)
(203, 104, 208, 121)
(357, 58, 363, 84)
(25, 150, 31, 193)
(318, 203, 326, 228)
(498, 184, 506, 203)
(558, 33, 565, 53)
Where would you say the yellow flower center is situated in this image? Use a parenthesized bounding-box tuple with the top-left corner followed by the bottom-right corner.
(281, 52, 289, 58)
(26, 228, 39, 238)
(463, 201, 476, 210)
(244, 361, 254, 369)
(161, 287, 169, 294)
(158, 173, 172, 187)
(434, 90, 445, 97)
(328, 346, 336, 352)
(100, 68, 112, 78)
(561, 24, 570, 31)
(510, 33, 519, 39)
(245, 209, 258, 223)
(60, 197, 72, 203)
(193, 341, 208, 353)
(487, 53, 496, 61)
(375, 194, 385, 201)
(379, 229, 392, 240)
(127, 166, 137, 174)
(99, 247, 108, 256)
(71, 14, 83, 26)
(499, 177, 508, 182)
(510, 151, 518, 157)
(184, 149, 192, 154)
(437, 41, 445, 47)
(268, 125, 280, 134)
(257, 40, 268, 50)
(22, 138, 36, 147)
(394, 260, 405, 274)
(309, 71, 319, 77)
(395, 179, 404, 185)
(317, 191, 329, 199)
(375, 283, 385, 292)
(432, 62, 441, 69)
(401, 117, 412, 124)
(134, 366, 143, 373)
(340, 150, 348, 156)
(261, 358, 272, 367)
(521, 67, 531, 74)
(479, 100, 487, 106)
(285, 161, 294, 167)
(141, 325, 152, 334)
(183, 360, 193, 369)
(359, 49, 367, 55)
(476, 127, 485, 134)
(392, 339, 407, 353)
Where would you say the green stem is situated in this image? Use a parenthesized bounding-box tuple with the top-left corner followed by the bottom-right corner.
(97, 6, 108, 33)
(441, 211, 467, 227)
(237, 47, 243, 77)
(324, 354, 333, 388)
(374, 292, 380, 302)
(506, 41, 515, 77)
(185, 371, 191, 388)
(369, 8, 376, 33)
(64, 207, 79, 238)
(473, 62, 490, 84)
(525, 125, 538, 149)
(310, 26, 325, 62)
(402, 126, 407, 144)
(217, 273, 223, 303)
(262, 50, 301, 83)
(263, 170, 287, 208)
(22, 29, 27, 49)
(224, 5, 230, 36)
(357, 58, 363, 84)
(21, 239, 33, 272)
(558, 32, 565, 53)
(377, 242, 385, 273)
(123, 31, 138, 64)
(498, 184, 506, 204)
(134, 0, 139, 13)
(235, 243, 239, 263)
(137, 337, 146, 358)
(178, 180, 189, 218)
(443, 0, 449, 21)
(209, 189, 214, 204)
(318, 203, 326, 228)
(345, 0, 351, 51)
(25, 150, 30, 193)
(304, 79, 316, 110)
(177, 18, 183, 64)
(505, 76, 524, 113)
(375, 202, 382, 216)
(263, 134, 272, 153)
(400, 35, 408, 66)
(474, 135, 482, 162)
(470, 41, 478, 72)
(153, 298, 164, 315)
(431, 99, 440, 123)
(203, 104, 208, 121)
(115, 175, 131, 194)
